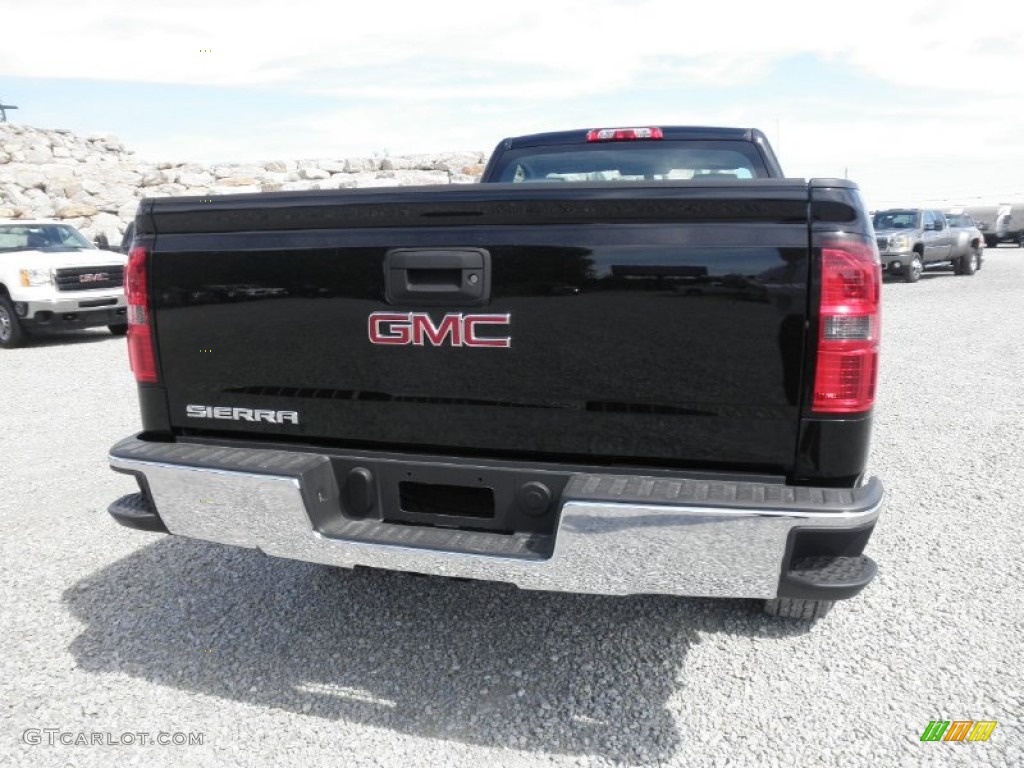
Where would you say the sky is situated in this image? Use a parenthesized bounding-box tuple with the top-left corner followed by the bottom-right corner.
(2, 0, 1023, 209)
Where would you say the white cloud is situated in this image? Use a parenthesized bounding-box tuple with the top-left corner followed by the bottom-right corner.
(5, 1, 1022, 97)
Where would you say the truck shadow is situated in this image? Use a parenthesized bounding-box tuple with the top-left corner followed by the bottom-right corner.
(63, 537, 811, 764)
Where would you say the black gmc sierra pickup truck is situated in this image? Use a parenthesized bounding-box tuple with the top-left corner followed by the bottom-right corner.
(108, 126, 884, 620)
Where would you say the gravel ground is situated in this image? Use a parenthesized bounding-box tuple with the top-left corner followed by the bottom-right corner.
(1, 248, 1021, 767)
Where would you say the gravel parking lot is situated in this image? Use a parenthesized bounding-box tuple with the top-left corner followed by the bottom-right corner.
(1, 248, 1021, 768)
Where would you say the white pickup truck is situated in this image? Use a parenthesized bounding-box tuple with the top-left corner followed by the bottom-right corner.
(0, 220, 128, 348)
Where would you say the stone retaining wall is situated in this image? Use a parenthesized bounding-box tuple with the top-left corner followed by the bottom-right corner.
(0, 123, 486, 246)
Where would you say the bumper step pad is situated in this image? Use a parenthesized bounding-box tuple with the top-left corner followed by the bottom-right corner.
(108, 492, 168, 533)
(779, 555, 878, 600)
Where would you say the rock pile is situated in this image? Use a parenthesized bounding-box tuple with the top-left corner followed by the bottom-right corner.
(0, 123, 487, 246)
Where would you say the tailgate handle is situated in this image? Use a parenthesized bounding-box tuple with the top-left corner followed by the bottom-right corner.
(385, 248, 491, 306)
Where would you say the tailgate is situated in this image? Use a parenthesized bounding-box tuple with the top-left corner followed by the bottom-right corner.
(146, 182, 811, 472)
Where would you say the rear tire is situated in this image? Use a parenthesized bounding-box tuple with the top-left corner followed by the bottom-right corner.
(0, 296, 27, 349)
(764, 598, 834, 620)
(985, 235, 998, 248)
(903, 253, 923, 283)
(108, 324, 129, 336)
(960, 249, 978, 276)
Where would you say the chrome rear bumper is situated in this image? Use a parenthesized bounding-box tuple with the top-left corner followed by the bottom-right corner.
(109, 435, 883, 599)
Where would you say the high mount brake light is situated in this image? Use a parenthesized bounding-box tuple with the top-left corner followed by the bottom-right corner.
(125, 244, 157, 384)
(586, 127, 664, 142)
(812, 238, 881, 414)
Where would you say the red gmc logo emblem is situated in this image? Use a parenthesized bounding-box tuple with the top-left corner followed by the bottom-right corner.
(79, 273, 109, 283)
(368, 312, 511, 348)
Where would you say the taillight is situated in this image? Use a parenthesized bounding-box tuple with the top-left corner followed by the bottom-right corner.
(812, 238, 881, 414)
(586, 127, 664, 142)
(125, 244, 158, 383)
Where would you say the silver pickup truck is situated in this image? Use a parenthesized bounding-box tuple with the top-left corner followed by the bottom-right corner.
(873, 208, 982, 282)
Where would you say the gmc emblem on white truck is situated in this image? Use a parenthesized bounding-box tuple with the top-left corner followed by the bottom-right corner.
(368, 312, 511, 348)
(79, 273, 109, 283)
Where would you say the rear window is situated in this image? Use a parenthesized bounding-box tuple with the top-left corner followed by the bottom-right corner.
(492, 141, 769, 183)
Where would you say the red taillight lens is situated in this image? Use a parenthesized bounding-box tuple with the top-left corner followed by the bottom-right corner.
(812, 239, 881, 413)
(586, 127, 664, 142)
(125, 244, 158, 383)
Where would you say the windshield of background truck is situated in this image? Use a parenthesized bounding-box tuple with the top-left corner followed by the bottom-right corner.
(873, 211, 918, 230)
(0, 224, 96, 252)
(494, 141, 768, 183)
(945, 214, 972, 227)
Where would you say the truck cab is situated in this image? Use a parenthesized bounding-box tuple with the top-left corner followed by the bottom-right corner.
(480, 126, 785, 183)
